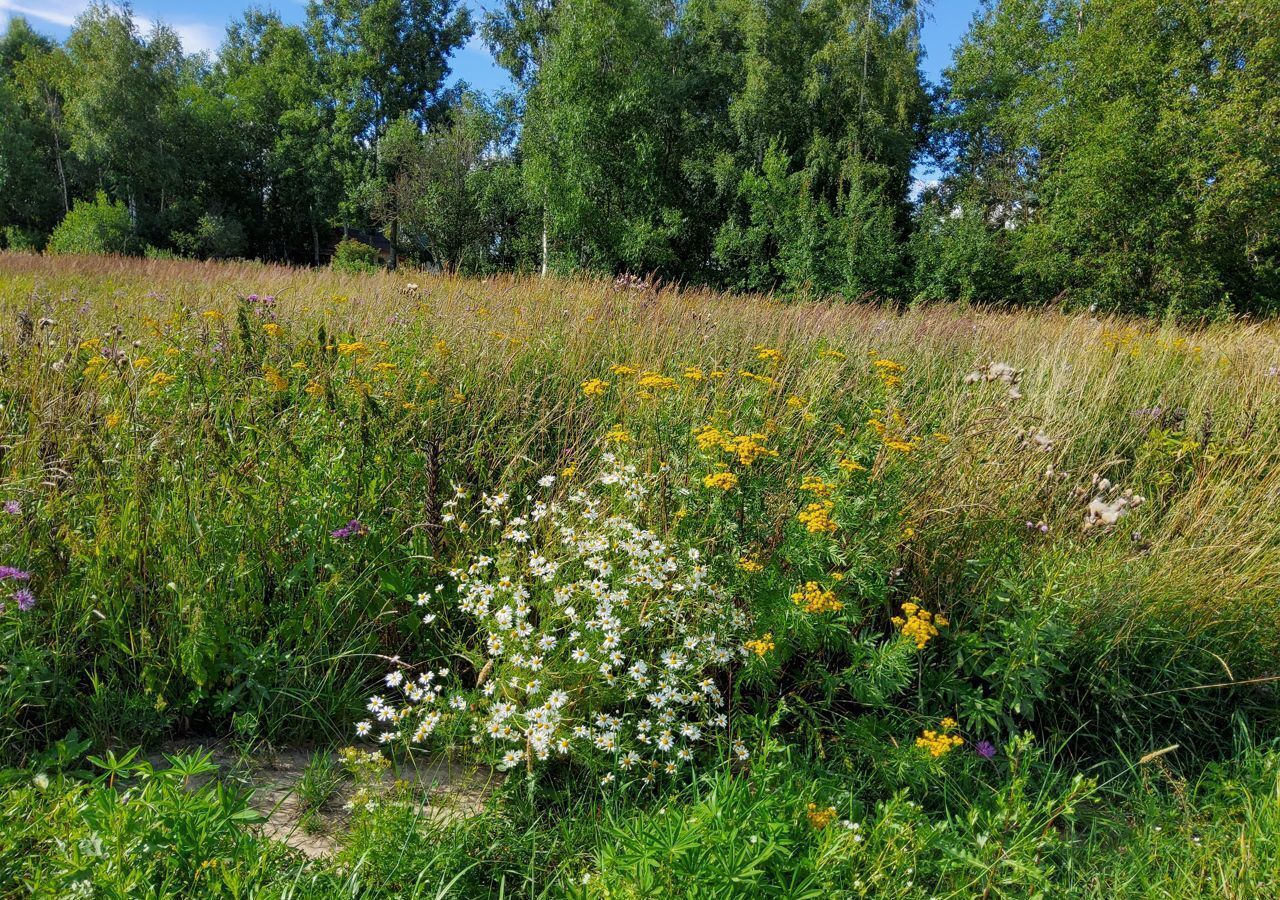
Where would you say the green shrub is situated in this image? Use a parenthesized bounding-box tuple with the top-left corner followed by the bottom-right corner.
(331, 236, 380, 273)
(0, 748, 279, 895)
(2, 225, 44, 252)
(143, 244, 183, 260)
(909, 201, 1014, 304)
(46, 193, 137, 256)
(172, 213, 246, 260)
(360, 457, 749, 779)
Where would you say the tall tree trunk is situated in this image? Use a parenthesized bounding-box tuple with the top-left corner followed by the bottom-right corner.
(541, 202, 548, 278)
(44, 91, 69, 214)
(53, 140, 69, 214)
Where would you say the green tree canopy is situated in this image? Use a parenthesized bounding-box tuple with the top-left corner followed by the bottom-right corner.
(931, 0, 1280, 316)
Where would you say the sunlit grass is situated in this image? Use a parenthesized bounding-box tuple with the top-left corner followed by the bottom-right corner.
(0, 252, 1277, 897)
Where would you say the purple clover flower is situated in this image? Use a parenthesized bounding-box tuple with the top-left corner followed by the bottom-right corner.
(4, 500, 20, 516)
(331, 520, 369, 541)
(0, 566, 32, 582)
(12, 588, 35, 611)
(974, 740, 997, 760)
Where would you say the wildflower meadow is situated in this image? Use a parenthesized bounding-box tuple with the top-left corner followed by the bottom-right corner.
(0, 252, 1278, 897)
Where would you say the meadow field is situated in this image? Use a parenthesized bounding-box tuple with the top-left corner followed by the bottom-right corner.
(0, 252, 1277, 897)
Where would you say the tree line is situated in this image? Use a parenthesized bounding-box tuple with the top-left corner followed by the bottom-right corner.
(0, 0, 1276, 317)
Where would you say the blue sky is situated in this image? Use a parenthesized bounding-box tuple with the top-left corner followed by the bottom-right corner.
(1, 0, 981, 91)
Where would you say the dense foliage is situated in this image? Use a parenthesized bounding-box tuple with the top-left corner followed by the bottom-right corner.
(0, 1, 1275, 315)
(0, 255, 1278, 894)
(927, 0, 1280, 317)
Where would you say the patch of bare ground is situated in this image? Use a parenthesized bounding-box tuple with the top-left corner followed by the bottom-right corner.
(150, 741, 501, 858)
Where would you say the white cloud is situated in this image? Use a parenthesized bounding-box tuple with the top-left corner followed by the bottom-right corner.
(909, 177, 940, 202)
(154, 19, 220, 55)
(0, 0, 80, 28)
(0, 0, 222, 55)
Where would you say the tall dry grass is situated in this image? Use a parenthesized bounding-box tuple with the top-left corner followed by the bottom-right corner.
(1, 251, 1277, 753)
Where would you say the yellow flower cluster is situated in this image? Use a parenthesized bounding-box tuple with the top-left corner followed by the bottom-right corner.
(838, 457, 866, 472)
(739, 370, 779, 388)
(694, 425, 727, 452)
(1100, 327, 1143, 356)
(869, 412, 920, 454)
(609, 364, 637, 376)
(1156, 335, 1202, 355)
(703, 471, 739, 491)
(338, 341, 370, 357)
(868, 411, 902, 433)
(799, 475, 835, 499)
(723, 432, 775, 466)
(891, 600, 948, 649)
(754, 345, 783, 364)
(263, 366, 289, 392)
(84, 355, 110, 382)
(694, 426, 777, 467)
(637, 371, 680, 392)
(873, 357, 905, 389)
(737, 555, 763, 573)
(916, 718, 963, 757)
(683, 366, 704, 381)
(605, 424, 631, 444)
(797, 501, 837, 534)
(791, 582, 843, 614)
(148, 371, 177, 389)
(581, 378, 609, 397)
(263, 323, 282, 337)
(744, 633, 775, 657)
(806, 803, 837, 830)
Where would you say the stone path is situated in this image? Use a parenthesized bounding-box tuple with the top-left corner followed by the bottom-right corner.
(152, 741, 501, 858)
